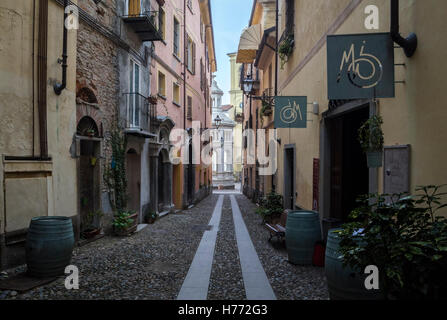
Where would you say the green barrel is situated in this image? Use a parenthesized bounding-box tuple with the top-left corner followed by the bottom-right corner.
(26, 216, 75, 278)
(325, 229, 384, 300)
(285, 210, 322, 265)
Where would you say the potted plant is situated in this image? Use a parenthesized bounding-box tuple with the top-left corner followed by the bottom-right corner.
(86, 129, 95, 137)
(279, 34, 294, 69)
(144, 210, 158, 224)
(81, 210, 104, 239)
(261, 101, 272, 117)
(358, 115, 384, 168)
(148, 94, 158, 105)
(112, 210, 137, 236)
(255, 191, 284, 224)
(338, 185, 447, 299)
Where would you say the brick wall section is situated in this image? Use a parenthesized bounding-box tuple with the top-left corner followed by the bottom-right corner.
(76, 20, 119, 192)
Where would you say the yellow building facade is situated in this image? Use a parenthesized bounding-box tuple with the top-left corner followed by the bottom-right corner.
(0, 0, 78, 268)
(239, 0, 447, 231)
(227, 52, 244, 178)
(273, 0, 447, 227)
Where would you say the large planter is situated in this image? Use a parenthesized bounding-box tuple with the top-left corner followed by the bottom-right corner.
(325, 229, 385, 300)
(285, 210, 322, 265)
(113, 213, 138, 236)
(26, 216, 75, 278)
(366, 151, 383, 168)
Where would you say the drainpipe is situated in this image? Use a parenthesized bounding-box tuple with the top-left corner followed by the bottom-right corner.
(54, 0, 69, 95)
(390, 0, 417, 58)
(38, 0, 49, 158)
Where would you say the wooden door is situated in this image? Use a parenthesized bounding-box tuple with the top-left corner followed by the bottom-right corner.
(128, 0, 141, 16)
(126, 152, 141, 214)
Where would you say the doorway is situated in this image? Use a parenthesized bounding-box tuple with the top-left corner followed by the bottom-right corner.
(79, 140, 100, 230)
(329, 106, 369, 222)
(126, 149, 141, 214)
(283, 145, 295, 210)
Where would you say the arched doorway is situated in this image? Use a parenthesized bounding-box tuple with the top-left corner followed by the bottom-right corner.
(126, 148, 141, 214)
(77, 116, 101, 235)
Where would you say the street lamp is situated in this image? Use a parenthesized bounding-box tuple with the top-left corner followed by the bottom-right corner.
(243, 74, 255, 96)
(214, 114, 222, 129)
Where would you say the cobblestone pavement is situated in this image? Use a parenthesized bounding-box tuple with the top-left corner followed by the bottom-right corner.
(0, 193, 329, 300)
(0, 195, 218, 300)
(207, 197, 246, 300)
(235, 194, 329, 300)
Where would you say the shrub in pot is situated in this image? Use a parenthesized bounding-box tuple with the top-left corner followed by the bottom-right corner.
(338, 185, 447, 299)
(358, 115, 384, 168)
(81, 210, 104, 239)
(256, 191, 284, 224)
(145, 210, 158, 224)
(112, 210, 137, 236)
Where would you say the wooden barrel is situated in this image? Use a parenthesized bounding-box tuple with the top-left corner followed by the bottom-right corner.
(325, 228, 384, 300)
(285, 210, 322, 265)
(26, 216, 75, 278)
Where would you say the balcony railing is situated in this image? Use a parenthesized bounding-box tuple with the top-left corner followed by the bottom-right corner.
(122, 93, 157, 137)
(121, 11, 163, 42)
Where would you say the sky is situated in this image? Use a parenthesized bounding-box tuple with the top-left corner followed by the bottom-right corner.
(211, 0, 253, 105)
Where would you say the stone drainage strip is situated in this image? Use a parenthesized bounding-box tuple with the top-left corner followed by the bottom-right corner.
(177, 194, 276, 300)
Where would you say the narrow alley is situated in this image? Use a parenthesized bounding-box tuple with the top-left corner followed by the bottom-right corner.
(0, 192, 328, 300)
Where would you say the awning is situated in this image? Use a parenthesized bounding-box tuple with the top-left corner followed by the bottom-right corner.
(236, 24, 262, 64)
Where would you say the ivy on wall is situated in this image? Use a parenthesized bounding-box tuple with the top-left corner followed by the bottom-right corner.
(104, 128, 128, 212)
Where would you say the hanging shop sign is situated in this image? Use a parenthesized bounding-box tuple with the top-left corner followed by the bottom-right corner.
(327, 33, 395, 100)
(274, 96, 307, 128)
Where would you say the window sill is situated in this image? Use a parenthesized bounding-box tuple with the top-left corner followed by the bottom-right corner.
(158, 93, 167, 100)
(173, 53, 182, 63)
(173, 101, 181, 108)
(187, 68, 195, 76)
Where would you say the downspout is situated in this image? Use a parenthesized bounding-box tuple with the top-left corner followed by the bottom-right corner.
(54, 0, 69, 95)
(183, 0, 186, 132)
(391, 0, 417, 58)
(274, 0, 278, 97)
(38, 0, 49, 158)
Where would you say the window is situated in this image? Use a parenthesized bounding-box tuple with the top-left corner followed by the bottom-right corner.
(158, 71, 166, 97)
(285, 0, 294, 35)
(187, 96, 192, 120)
(158, 7, 165, 39)
(200, 58, 204, 91)
(173, 17, 180, 57)
(129, 60, 140, 127)
(126, 0, 141, 16)
(200, 18, 204, 43)
(186, 35, 196, 74)
(173, 82, 180, 105)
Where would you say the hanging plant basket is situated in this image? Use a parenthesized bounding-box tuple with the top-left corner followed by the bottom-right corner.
(358, 115, 384, 168)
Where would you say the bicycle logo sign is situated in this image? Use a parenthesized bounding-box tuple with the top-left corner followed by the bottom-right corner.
(327, 33, 395, 100)
(274, 96, 307, 128)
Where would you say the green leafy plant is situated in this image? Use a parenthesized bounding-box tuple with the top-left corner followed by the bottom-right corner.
(358, 115, 384, 153)
(256, 191, 284, 223)
(112, 211, 135, 231)
(338, 185, 447, 299)
(278, 34, 294, 69)
(104, 128, 128, 212)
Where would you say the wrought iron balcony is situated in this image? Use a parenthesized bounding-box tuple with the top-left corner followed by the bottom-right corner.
(121, 11, 163, 42)
(122, 92, 157, 137)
